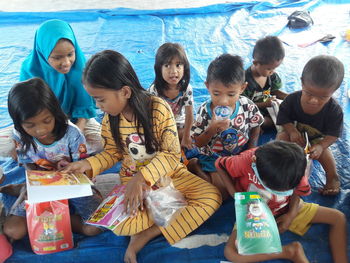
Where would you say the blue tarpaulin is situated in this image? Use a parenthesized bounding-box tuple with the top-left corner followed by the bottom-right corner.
(0, 0, 350, 262)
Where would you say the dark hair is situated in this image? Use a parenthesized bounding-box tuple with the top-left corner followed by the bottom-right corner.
(252, 36, 285, 65)
(8, 77, 68, 153)
(153, 42, 190, 96)
(206, 54, 245, 86)
(301, 55, 344, 91)
(83, 50, 159, 154)
(255, 141, 306, 191)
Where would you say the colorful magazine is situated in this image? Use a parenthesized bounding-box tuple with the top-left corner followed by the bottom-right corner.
(86, 184, 129, 230)
(26, 168, 93, 203)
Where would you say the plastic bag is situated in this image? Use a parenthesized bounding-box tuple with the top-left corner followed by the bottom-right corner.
(25, 200, 73, 255)
(287, 10, 313, 29)
(235, 192, 282, 255)
(0, 126, 15, 157)
(145, 177, 187, 227)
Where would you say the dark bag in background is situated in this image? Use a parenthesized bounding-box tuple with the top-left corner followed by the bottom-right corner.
(287, 11, 313, 29)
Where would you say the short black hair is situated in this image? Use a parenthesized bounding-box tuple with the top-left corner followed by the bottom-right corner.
(8, 77, 68, 153)
(255, 141, 306, 191)
(301, 55, 344, 91)
(252, 36, 285, 65)
(206, 54, 245, 86)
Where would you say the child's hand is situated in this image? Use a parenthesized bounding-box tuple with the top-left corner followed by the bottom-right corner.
(276, 213, 294, 233)
(309, 144, 323, 160)
(210, 119, 230, 133)
(60, 159, 91, 173)
(264, 96, 277, 107)
(124, 172, 146, 217)
(56, 159, 70, 170)
(181, 135, 193, 149)
(289, 130, 305, 146)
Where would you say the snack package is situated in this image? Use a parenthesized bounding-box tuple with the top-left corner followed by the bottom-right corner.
(234, 192, 282, 255)
(213, 106, 233, 120)
(145, 177, 187, 227)
(25, 200, 73, 255)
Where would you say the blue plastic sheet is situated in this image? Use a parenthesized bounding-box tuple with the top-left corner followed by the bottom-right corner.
(1, 0, 350, 262)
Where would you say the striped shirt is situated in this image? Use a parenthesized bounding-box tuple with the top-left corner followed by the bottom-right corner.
(88, 96, 183, 186)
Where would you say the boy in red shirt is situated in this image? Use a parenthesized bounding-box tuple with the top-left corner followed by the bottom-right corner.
(215, 141, 347, 263)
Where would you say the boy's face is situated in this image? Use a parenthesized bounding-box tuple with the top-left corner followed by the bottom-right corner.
(300, 81, 334, 115)
(206, 80, 247, 109)
(253, 59, 282, 77)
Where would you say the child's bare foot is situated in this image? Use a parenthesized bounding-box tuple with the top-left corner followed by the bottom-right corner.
(0, 183, 25, 196)
(285, 242, 309, 263)
(124, 225, 161, 263)
(319, 177, 340, 195)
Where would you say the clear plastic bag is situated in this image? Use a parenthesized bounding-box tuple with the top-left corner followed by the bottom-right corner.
(145, 176, 187, 227)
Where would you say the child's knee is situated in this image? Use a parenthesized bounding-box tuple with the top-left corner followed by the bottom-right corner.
(276, 131, 289, 141)
(82, 224, 102, 236)
(224, 241, 241, 262)
(332, 210, 346, 226)
(3, 217, 27, 240)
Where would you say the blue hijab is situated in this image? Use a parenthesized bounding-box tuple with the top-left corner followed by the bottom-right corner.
(20, 19, 96, 121)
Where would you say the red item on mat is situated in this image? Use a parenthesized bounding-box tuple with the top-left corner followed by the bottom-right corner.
(0, 234, 12, 263)
(25, 200, 73, 255)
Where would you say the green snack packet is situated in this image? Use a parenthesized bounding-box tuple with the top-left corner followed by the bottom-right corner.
(234, 192, 282, 255)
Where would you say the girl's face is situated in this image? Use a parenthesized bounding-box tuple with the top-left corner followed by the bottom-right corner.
(79, 144, 86, 153)
(48, 39, 76, 74)
(300, 81, 334, 115)
(206, 80, 246, 109)
(21, 108, 56, 145)
(161, 56, 184, 88)
(84, 83, 131, 117)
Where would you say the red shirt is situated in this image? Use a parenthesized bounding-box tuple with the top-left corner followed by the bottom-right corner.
(215, 148, 311, 216)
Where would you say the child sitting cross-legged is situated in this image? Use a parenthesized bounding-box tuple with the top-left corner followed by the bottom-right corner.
(3, 78, 102, 241)
(214, 140, 347, 263)
(188, 54, 263, 198)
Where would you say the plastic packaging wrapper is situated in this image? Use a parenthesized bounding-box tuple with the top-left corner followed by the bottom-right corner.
(25, 200, 73, 255)
(235, 192, 282, 255)
(145, 177, 187, 227)
(213, 106, 233, 120)
(0, 126, 15, 157)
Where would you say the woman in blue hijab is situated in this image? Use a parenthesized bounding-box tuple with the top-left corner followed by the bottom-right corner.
(20, 19, 95, 129)
(20, 19, 102, 153)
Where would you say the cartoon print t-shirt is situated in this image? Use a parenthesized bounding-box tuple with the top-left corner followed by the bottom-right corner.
(13, 122, 87, 165)
(191, 96, 263, 156)
(149, 84, 194, 126)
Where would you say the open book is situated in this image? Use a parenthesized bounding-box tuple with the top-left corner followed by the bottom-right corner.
(25, 165, 93, 203)
(86, 184, 129, 230)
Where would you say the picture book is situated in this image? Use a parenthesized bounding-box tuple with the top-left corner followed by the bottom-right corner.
(26, 168, 93, 203)
(86, 184, 129, 230)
